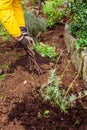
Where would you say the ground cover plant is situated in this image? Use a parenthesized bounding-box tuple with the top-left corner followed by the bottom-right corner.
(0, 0, 87, 130)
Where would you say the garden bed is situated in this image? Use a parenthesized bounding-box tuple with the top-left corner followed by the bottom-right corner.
(64, 24, 87, 88)
(0, 24, 87, 130)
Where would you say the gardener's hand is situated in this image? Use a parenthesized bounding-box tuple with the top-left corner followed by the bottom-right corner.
(20, 36, 34, 51)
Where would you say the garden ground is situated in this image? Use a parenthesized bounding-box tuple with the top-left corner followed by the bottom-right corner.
(0, 23, 87, 130)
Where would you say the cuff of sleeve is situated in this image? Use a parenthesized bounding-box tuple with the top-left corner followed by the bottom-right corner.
(15, 34, 24, 41)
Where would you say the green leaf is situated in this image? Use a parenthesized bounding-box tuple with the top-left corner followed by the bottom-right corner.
(43, 110, 50, 117)
(0, 74, 7, 80)
(34, 42, 58, 60)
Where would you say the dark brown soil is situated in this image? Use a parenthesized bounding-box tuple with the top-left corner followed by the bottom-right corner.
(0, 24, 87, 130)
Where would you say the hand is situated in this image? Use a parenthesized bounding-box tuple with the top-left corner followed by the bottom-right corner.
(20, 36, 34, 51)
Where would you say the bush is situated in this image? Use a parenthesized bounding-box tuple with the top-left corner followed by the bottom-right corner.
(34, 42, 58, 61)
(42, 0, 65, 27)
(68, 0, 87, 48)
(40, 69, 87, 113)
(24, 11, 46, 38)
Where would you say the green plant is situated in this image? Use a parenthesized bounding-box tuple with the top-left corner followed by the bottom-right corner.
(21, 0, 28, 9)
(37, 109, 50, 118)
(24, 11, 46, 38)
(0, 22, 10, 42)
(34, 42, 58, 60)
(43, 110, 50, 117)
(32, 0, 40, 3)
(32, 0, 46, 4)
(42, 0, 65, 27)
(0, 74, 7, 80)
(40, 69, 87, 113)
(76, 31, 87, 48)
(67, 0, 87, 48)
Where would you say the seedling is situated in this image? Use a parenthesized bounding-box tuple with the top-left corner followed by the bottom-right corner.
(43, 110, 50, 117)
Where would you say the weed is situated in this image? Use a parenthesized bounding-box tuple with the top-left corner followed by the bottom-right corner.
(43, 110, 50, 117)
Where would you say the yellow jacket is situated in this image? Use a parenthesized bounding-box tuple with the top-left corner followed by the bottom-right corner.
(0, 0, 25, 38)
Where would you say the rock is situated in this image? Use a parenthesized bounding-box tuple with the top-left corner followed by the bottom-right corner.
(64, 23, 87, 88)
(64, 24, 83, 73)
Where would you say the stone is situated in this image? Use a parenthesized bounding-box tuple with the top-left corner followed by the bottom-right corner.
(64, 24, 82, 73)
(64, 24, 87, 88)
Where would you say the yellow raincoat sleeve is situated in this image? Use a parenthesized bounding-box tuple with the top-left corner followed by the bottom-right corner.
(0, 0, 25, 38)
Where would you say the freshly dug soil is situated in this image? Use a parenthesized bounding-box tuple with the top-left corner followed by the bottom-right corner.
(0, 24, 87, 130)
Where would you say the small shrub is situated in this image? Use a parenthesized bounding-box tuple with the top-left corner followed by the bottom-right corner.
(42, 0, 65, 27)
(40, 69, 87, 113)
(24, 11, 46, 38)
(34, 42, 58, 61)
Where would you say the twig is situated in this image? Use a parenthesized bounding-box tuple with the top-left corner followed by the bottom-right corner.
(61, 59, 71, 78)
(64, 73, 79, 97)
(75, 94, 87, 101)
(54, 54, 62, 69)
(61, 50, 78, 78)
